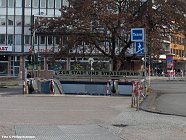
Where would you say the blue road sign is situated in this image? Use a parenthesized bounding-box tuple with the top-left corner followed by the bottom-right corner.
(135, 42, 144, 54)
(131, 28, 145, 41)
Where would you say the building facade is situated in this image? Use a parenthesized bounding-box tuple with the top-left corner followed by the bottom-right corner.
(0, 0, 69, 78)
(157, 32, 186, 75)
(1, 0, 185, 78)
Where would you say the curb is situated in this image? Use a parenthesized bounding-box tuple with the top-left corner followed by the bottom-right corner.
(140, 91, 158, 112)
(140, 90, 186, 117)
(23, 93, 130, 99)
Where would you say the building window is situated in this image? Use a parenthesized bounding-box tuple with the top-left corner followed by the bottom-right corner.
(8, 35, 14, 45)
(25, 35, 30, 45)
(40, 0, 46, 8)
(25, 0, 31, 7)
(48, 36, 53, 45)
(8, 16, 14, 26)
(55, 37, 60, 44)
(15, 0, 22, 7)
(40, 36, 45, 44)
(15, 35, 21, 45)
(0, 0, 6, 7)
(48, 0, 54, 8)
(15, 16, 21, 26)
(33, 0, 39, 8)
(47, 57, 53, 70)
(0, 16, 6, 26)
(25, 16, 31, 26)
(0, 34, 5, 44)
(55, 0, 61, 9)
(8, 0, 14, 7)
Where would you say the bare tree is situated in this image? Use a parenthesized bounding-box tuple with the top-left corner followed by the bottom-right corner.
(34, 0, 186, 70)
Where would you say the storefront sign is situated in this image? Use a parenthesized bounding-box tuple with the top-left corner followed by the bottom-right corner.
(55, 70, 140, 77)
(29, 47, 53, 53)
(0, 46, 12, 52)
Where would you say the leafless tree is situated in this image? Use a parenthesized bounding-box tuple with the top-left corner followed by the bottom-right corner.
(34, 0, 186, 70)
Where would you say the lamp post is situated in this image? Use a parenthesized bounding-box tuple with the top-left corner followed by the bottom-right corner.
(88, 57, 94, 81)
(31, 15, 40, 78)
(117, 0, 122, 27)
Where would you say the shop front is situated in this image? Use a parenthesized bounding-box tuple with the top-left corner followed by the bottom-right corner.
(0, 55, 8, 76)
(0, 46, 20, 76)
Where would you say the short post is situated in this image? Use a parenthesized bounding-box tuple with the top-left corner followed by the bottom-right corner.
(23, 81, 26, 94)
(106, 81, 110, 96)
(136, 82, 140, 111)
(131, 81, 135, 107)
(181, 70, 183, 79)
(50, 79, 55, 95)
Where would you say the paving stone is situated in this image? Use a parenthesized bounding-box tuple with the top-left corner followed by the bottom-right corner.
(15, 124, 121, 140)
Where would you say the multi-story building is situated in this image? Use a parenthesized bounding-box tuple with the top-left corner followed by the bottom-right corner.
(158, 32, 186, 75)
(0, 0, 69, 78)
(170, 33, 186, 72)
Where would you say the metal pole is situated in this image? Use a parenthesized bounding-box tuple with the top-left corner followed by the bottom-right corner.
(148, 57, 151, 87)
(31, 15, 35, 78)
(21, 0, 25, 80)
(144, 29, 147, 96)
(37, 50, 40, 78)
(90, 60, 92, 82)
(32, 31, 35, 77)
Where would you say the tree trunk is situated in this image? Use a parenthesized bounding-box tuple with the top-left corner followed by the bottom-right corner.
(112, 58, 122, 71)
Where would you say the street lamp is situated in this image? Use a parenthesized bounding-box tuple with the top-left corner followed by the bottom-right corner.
(88, 57, 94, 81)
(31, 15, 40, 78)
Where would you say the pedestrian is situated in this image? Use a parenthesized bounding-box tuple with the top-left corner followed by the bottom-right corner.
(181, 69, 183, 79)
(173, 69, 176, 79)
(161, 71, 164, 77)
(50, 80, 55, 95)
(27, 72, 31, 78)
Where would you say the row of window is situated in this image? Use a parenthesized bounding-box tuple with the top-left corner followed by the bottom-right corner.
(171, 49, 184, 57)
(33, 36, 60, 45)
(0, 0, 63, 9)
(0, 15, 31, 26)
(171, 36, 185, 45)
(0, 34, 60, 45)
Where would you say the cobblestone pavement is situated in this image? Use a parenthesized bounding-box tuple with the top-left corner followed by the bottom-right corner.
(106, 108, 186, 140)
(0, 94, 186, 140)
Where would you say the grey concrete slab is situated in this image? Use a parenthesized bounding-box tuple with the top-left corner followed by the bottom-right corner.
(15, 125, 121, 140)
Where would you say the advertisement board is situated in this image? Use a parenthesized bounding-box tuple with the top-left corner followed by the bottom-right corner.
(166, 55, 174, 74)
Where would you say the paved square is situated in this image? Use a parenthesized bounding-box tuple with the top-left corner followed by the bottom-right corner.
(15, 124, 121, 140)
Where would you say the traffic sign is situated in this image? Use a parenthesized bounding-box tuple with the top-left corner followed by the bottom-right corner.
(135, 42, 144, 54)
(131, 28, 145, 41)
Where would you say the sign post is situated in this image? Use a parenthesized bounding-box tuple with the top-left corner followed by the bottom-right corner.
(131, 28, 147, 96)
(131, 28, 145, 42)
(135, 42, 144, 54)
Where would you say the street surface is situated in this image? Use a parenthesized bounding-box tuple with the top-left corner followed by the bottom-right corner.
(150, 79, 186, 116)
(0, 83, 186, 140)
(0, 86, 22, 96)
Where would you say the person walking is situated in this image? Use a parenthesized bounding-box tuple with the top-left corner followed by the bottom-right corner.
(27, 72, 31, 78)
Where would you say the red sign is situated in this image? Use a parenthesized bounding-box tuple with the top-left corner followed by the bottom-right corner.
(29, 47, 53, 53)
(0, 46, 12, 52)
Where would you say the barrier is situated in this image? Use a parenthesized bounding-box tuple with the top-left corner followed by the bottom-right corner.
(60, 81, 133, 96)
(32, 79, 133, 96)
(61, 81, 108, 95)
(50, 80, 55, 95)
(131, 79, 145, 110)
(23, 81, 26, 94)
